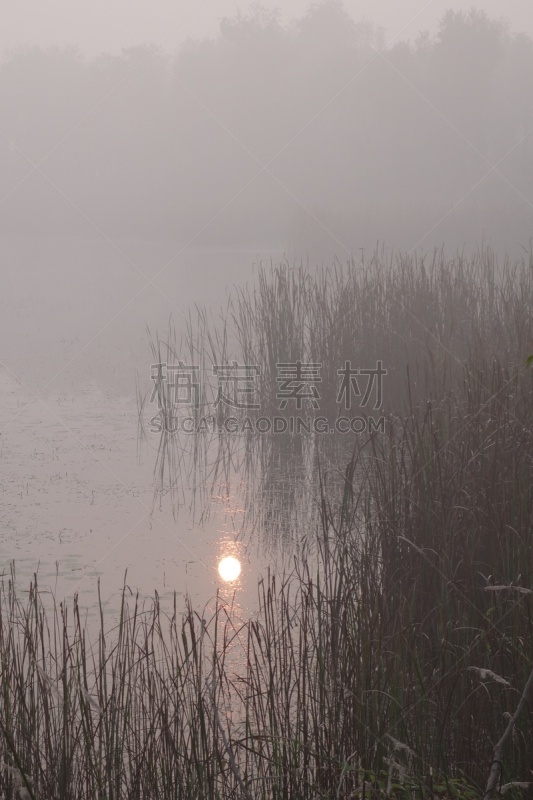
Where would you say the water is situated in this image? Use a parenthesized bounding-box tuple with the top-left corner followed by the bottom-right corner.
(0, 234, 281, 397)
(0, 234, 315, 629)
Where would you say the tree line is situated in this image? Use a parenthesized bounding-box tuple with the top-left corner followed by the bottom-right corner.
(0, 2, 531, 252)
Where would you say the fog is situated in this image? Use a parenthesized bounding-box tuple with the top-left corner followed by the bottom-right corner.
(3, 0, 533, 56)
(2, 0, 533, 594)
(1, 2, 532, 260)
(2, 6, 533, 791)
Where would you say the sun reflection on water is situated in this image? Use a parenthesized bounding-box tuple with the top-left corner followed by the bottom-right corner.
(218, 555, 242, 582)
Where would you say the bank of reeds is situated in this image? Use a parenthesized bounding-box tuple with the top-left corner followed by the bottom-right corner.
(2, 443, 532, 799)
(172, 245, 530, 415)
(3, 247, 533, 798)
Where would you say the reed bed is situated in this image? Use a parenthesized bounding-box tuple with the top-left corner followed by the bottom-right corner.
(2, 456, 532, 799)
(3, 247, 533, 798)
(173, 245, 529, 415)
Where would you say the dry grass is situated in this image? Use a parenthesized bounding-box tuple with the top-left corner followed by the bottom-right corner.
(3, 246, 533, 798)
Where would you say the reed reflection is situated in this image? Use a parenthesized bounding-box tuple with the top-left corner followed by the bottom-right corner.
(138, 264, 375, 553)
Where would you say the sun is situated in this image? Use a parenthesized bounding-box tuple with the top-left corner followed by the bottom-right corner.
(218, 556, 241, 582)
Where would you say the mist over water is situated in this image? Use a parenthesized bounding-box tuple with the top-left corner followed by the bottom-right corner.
(3, 8, 533, 795)
(1, 5, 532, 257)
(1, 2, 533, 614)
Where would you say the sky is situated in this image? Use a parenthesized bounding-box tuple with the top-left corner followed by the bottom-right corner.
(1, 0, 533, 58)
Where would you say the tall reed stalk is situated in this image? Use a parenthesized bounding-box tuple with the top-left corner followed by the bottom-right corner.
(4, 247, 533, 798)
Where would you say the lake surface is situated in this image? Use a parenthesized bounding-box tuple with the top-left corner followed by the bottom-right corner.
(0, 234, 326, 627)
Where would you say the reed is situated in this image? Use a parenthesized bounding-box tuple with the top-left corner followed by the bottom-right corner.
(3, 246, 533, 798)
(2, 445, 532, 799)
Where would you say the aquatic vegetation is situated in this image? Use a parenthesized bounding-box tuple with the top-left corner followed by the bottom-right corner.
(3, 246, 533, 797)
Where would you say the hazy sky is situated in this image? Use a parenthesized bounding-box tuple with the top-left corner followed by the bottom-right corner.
(2, 0, 533, 57)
